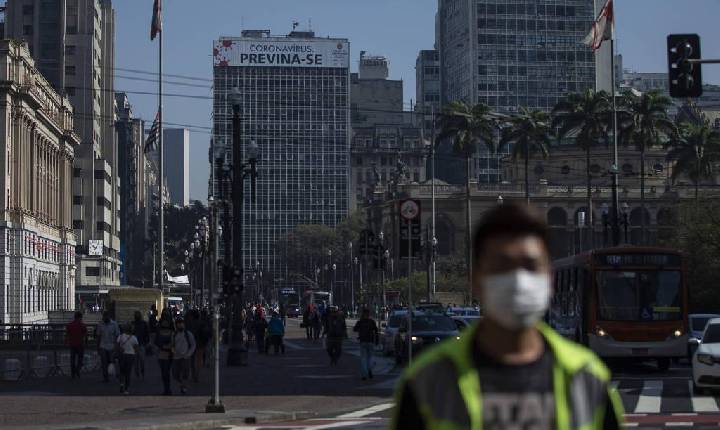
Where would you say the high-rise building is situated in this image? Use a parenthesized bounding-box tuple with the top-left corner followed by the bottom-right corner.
(115, 93, 150, 286)
(0, 40, 79, 323)
(5, 0, 122, 295)
(415, 49, 441, 129)
(212, 30, 350, 279)
(436, 0, 596, 182)
(163, 128, 190, 207)
(350, 52, 426, 210)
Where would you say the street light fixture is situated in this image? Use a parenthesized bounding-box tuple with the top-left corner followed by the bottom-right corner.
(497, 195, 504, 205)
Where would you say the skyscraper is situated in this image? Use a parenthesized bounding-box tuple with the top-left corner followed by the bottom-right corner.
(5, 0, 122, 293)
(212, 30, 350, 279)
(436, 0, 596, 182)
(163, 129, 190, 207)
(415, 49, 441, 130)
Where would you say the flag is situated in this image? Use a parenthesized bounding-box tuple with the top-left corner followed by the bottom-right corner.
(150, 0, 161, 40)
(144, 112, 160, 153)
(583, 0, 613, 51)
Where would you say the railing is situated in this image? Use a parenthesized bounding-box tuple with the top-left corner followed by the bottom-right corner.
(0, 324, 100, 381)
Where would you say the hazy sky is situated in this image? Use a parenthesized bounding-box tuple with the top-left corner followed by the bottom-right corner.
(113, 0, 720, 202)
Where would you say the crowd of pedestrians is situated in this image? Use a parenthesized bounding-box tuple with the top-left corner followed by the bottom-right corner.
(64, 304, 212, 396)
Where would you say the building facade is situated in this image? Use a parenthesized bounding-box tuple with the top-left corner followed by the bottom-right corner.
(351, 54, 406, 127)
(163, 128, 190, 207)
(436, 0, 597, 183)
(0, 40, 79, 323)
(5, 0, 122, 295)
(415, 49, 440, 132)
(212, 30, 350, 279)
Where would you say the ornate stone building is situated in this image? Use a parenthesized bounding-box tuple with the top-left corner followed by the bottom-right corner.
(0, 40, 79, 323)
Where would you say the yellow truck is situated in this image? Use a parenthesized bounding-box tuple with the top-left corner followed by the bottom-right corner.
(107, 287, 163, 324)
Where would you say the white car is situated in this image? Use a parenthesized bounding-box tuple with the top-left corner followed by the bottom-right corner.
(692, 317, 720, 394)
(381, 312, 407, 356)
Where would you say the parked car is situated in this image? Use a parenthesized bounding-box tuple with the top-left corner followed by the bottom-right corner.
(692, 318, 720, 394)
(381, 311, 408, 356)
(415, 302, 445, 315)
(394, 314, 459, 364)
(452, 315, 481, 331)
(689, 314, 720, 358)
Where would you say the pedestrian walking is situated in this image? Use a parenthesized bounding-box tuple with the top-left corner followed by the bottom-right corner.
(311, 307, 322, 341)
(96, 311, 120, 383)
(254, 309, 268, 354)
(353, 308, 379, 380)
(172, 317, 196, 394)
(132, 311, 150, 379)
(302, 305, 312, 340)
(194, 309, 212, 375)
(65, 311, 87, 379)
(390, 204, 624, 429)
(116, 324, 139, 395)
(324, 306, 347, 366)
(155, 309, 175, 395)
(267, 311, 285, 355)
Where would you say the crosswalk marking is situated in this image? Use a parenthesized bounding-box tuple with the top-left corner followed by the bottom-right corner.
(688, 381, 720, 412)
(635, 380, 663, 413)
(337, 402, 394, 418)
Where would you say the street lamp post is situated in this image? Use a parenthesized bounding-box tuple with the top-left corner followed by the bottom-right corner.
(353, 256, 358, 314)
(577, 211, 586, 253)
(348, 242, 354, 315)
(205, 195, 224, 413)
(378, 231, 386, 309)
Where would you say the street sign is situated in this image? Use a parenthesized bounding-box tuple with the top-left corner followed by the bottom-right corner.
(400, 199, 420, 221)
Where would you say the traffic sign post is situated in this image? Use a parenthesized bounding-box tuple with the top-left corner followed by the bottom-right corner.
(399, 199, 420, 366)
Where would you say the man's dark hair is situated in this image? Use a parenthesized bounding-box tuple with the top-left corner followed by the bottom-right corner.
(472, 203, 549, 263)
(74, 311, 83, 320)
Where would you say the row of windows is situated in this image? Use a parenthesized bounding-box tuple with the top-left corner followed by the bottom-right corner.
(477, 2, 589, 17)
(478, 80, 592, 93)
(478, 33, 587, 47)
(478, 49, 595, 64)
(478, 18, 590, 32)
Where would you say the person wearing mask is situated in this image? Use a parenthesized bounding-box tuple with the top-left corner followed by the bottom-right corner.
(116, 323, 139, 395)
(172, 317, 196, 394)
(391, 204, 624, 430)
(132, 311, 150, 379)
(267, 311, 285, 355)
(353, 308, 379, 380)
(65, 312, 87, 379)
(324, 306, 347, 366)
(96, 311, 120, 383)
(254, 309, 269, 354)
(155, 309, 175, 395)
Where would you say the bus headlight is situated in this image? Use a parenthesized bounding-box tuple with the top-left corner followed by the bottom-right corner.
(595, 327, 608, 338)
(410, 336, 423, 344)
(698, 353, 715, 366)
(673, 330, 683, 338)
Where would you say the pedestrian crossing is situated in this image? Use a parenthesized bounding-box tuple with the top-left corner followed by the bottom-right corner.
(615, 378, 720, 414)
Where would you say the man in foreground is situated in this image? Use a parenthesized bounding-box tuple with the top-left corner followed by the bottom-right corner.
(391, 203, 623, 429)
(353, 308, 379, 380)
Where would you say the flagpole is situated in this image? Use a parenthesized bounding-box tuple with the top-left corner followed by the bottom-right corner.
(158, 0, 164, 291)
(609, 4, 620, 246)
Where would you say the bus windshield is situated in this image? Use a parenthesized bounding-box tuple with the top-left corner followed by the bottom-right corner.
(597, 270, 682, 321)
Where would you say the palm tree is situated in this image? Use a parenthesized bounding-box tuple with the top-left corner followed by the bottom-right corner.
(668, 120, 720, 202)
(619, 90, 676, 244)
(438, 101, 497, 297)
(499, 107, 552, 205)
(552, 90, 611, 249)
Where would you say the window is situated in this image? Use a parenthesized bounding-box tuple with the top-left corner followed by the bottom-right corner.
(65, 45, 76, 55)
(73, 168, 81, 177)
(23, 5, 34, 14)
(65, 66, 76, 76)
(73, 196, 83, 205)
(85, 267, 100, 277)
(23, 25, 33, 36)
(72, 220, 83, 229)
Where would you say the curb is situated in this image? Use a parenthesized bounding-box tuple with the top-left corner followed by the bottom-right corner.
(6, 409, 318, 430)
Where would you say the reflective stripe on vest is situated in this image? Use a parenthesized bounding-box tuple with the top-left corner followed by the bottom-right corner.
(396, 322, 623, 430)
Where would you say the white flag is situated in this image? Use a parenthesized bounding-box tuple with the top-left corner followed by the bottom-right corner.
(583, 0, 613, 51)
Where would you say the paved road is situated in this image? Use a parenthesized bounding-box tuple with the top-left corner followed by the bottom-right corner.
(3, 318, 720, 429)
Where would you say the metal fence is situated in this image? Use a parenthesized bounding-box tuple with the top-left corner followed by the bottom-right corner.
(0, 324, 100, 381)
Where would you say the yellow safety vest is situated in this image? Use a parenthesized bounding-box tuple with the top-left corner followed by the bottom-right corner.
(391, 323, 624, 430)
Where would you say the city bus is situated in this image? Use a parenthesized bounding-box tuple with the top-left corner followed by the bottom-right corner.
(278, 288, 301, 317)
(302, 290, 333, 309)
(550, 246, 688, 370)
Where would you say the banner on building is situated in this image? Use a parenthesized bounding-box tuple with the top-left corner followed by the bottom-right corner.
(214, 38, 350, 68)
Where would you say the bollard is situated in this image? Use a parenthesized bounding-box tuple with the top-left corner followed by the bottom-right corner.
(3, 358, 21, 381)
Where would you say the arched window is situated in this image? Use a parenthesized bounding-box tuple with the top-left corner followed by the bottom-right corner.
(435, 216, 455, 256)
(656, 207, 677, 226)
(629, 207, 651, 226)
(547, 207, 567, 226)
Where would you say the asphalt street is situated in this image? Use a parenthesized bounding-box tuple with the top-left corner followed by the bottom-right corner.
(2, 319, 720, 429)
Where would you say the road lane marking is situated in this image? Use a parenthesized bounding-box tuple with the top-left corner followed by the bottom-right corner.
(634, 380, 663, 413)
(688, 380, 720, 412)
(337, 402, 394, 418)
(665, 423, 693, 427)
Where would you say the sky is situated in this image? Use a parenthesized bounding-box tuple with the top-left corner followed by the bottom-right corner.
(113, 0, 720, 203)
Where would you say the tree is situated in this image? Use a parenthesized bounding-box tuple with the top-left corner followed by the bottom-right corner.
(667, 120, 720, 201)
(619, 90, 676, 244)
(499, 107, 552, 205)
(438, 101, 497, 297)
(552, 90, 611, 248)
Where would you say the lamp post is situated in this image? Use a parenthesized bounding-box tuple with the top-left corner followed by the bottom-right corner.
(206, 194, 224, 413)
(621, 202, 630, 243)
(577, 211, 586, 253)
(383, 249, 390, 316)
(348, 242, 354, 315)
(378, 231, 386, 309)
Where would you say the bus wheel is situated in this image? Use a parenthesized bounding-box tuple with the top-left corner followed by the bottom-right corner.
(657, 358, 671, 372)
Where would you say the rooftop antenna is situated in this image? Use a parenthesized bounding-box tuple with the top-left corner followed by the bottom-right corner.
(308, 18, 312, 31)
(292, 21, 299, 31)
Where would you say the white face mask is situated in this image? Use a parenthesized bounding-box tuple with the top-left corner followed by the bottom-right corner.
(481, 269, 551, 330)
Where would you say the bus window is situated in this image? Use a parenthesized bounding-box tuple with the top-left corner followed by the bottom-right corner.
(596, 270, 682, 321)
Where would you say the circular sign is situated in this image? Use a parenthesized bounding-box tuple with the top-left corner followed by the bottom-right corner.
(400, 200, 420, 221)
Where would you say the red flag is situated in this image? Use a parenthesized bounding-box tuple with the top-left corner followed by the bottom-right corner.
(583, 0, 613, 51)
(151, 0, 162, 40)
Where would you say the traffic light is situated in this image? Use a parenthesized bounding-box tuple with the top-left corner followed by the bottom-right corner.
(668, 34, 702, 98)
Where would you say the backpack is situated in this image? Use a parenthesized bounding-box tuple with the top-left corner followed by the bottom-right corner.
(328, 316, 345, 338)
